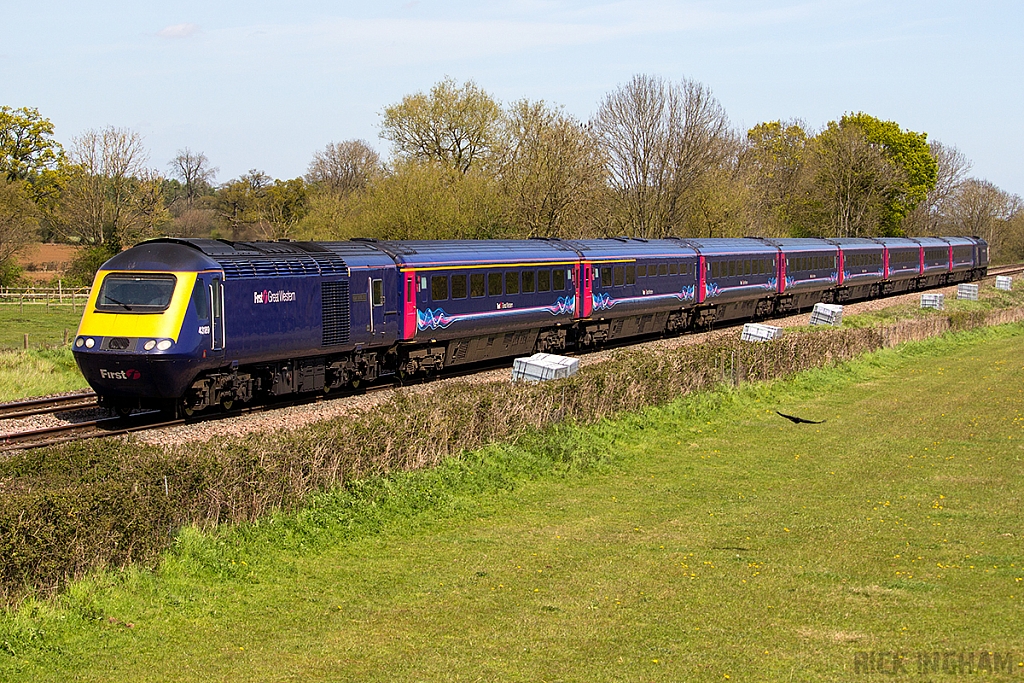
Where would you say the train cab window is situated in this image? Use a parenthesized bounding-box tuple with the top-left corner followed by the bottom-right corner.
(97, 273, 177, 313)
(522, 270, 535, 293)
(372, 279, 384, 306)
(658, 263, 668, 276)
(601, 267, 613, 288)
(553, 269, 565, 291)
(625, 265, 636, 285)
(488, 272, 503, 296)
(431, 276, 448, 301)
(613, 266, 624, 286)
(451, 274, 467, 299)
(637, 264, 647, 277)
(470, 273, 486, 297)
(191, 280, 209, 320)
(505, 271, 519, 295)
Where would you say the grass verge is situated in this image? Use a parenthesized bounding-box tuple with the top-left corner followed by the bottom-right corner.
(0, 306, 83, 351)
(0, 347, 90, 401)
(1, 323, 1023, 681)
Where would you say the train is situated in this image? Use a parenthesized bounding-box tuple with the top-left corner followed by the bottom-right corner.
(72, 235, 988, 416)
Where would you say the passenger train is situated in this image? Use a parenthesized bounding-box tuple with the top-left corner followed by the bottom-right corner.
(72, 235, 989, 416)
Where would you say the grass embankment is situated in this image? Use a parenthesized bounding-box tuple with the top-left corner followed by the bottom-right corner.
(1, 324, 1022, 681)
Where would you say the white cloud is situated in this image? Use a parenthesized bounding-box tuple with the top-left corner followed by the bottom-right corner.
(158, 23, 201, 39)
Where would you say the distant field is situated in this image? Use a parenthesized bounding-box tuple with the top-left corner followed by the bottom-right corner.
(2, 324, 1021, 681)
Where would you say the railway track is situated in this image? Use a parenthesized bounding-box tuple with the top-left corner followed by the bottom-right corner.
(0, 264, 1020, 453)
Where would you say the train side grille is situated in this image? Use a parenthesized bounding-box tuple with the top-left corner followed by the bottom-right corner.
(321, 280, 351, 346)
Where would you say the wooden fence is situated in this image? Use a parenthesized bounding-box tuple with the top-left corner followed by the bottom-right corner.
(0, 283, 90, 311)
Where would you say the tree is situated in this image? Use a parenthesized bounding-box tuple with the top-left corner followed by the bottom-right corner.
(0, 179, 38, 280)
(214, 171, 308, 240)
(498, 100, 607, 237)
(306, 140, 381, 196)
(947, 178, 1020, 255)
(806, 120, 902, 238)
(168, 148, 217, 208)
(840, 113, 937, 234)
(591, 74, 732, 238)
(903, 141, 971, 235)
(53, 127, 168, 250)
(0, 106, 63, 185)
(381, 78, 503, 173)
(742, 120, 810, 235)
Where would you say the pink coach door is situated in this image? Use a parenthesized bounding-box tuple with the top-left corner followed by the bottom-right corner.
(402, 271, 418, 340)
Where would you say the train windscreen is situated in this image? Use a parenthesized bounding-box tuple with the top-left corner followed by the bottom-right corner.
(96, 273, 177, 312)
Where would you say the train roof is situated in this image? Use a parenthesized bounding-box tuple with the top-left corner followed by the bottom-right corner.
(676, 238, 777, 255)
(825, 238, 883, 251)
(103, 240, 222, 272)
(373, 239, 578, 267)
(560, 238, 698, 259)
(872, 237, 919, 249)
(759, 238, 839, 252)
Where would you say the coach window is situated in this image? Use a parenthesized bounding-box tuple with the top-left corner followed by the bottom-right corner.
(488, 272, 503, 296)
(522, 270, 535, 293)
(637, 264, 646, 277)
(726, 261, 734, 277)
(601, 267, 613, 288)
(553, 269, 565, 291)
(470, 273, 486, 297)
(431, 275, 448, 301)
(372, 279, 384, 306)
(451, 274, 467, 299)
(538, 269, 551, 292)
(625, 265, 636, 285)
(658, 263, 668, 276)
(613, 266, 624, 286)
(711, 261, 719, 278)
(506, 271, 519, 295)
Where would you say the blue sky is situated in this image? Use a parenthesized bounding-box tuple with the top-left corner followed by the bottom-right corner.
(3, 1, 1021, 195)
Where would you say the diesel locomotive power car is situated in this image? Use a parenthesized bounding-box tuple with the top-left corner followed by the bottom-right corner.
(72, 235, 988, 416)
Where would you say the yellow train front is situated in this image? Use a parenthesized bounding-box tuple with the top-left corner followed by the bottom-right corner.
(73, 241, 227, 415)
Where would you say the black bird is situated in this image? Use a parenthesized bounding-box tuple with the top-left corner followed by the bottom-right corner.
(776, 411, 826, 425)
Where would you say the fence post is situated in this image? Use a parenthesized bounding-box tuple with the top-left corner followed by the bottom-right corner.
(23, 333, 28, 350)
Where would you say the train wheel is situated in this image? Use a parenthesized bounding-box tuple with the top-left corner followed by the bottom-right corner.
(114, 404, 133, 419)
(180, 401, 196, 418)
(350, 378, 361, 390)
(221, 399, 234, 412)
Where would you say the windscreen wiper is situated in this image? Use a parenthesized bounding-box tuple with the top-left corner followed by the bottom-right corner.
(104, 296, 133, 311)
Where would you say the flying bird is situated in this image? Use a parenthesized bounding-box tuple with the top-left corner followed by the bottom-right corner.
(776, 411, 826, 425)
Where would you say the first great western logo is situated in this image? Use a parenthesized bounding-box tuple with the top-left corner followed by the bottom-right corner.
(253, 289, 297, 304)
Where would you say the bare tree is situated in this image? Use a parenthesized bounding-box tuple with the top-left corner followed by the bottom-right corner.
(0, 179, 38, 272)
(168, 148, 217, 208)
(904, 141, 971, 235)
(592, 74, 732, 237)
(54, 127, 167, 250)
(498, 100, 607, 237)
(305, 140, 381, 196)
(947, 178, 1021, 255)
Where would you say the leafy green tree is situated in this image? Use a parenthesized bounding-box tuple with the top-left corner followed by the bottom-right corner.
(0, 106, 63, 185)
(840, 113, 937, 235)
(381, 78, 503, 174)
(215, 171, 308, 240)
(742, 120, 810, 235)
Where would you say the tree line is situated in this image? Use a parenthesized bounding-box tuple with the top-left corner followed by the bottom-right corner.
(1, 75, 1022, 285)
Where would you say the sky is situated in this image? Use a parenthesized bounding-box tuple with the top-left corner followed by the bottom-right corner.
(2, 1, 1022, 195)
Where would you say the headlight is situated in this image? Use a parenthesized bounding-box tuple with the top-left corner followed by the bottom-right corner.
(75, 338, 84, 348)
(143, 340, 157, 351)
(156, 340, 173, 351)
(84, 338, 95, 349)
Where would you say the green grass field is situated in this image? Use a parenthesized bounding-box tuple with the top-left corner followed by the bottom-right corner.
(0, 305, 84, 350)
(1, 324, 1021, 681)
